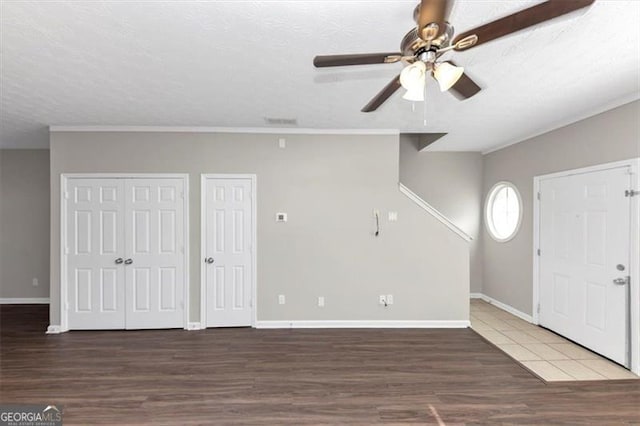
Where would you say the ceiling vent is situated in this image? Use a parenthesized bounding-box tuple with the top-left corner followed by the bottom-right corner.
(264, 117, 298, 126)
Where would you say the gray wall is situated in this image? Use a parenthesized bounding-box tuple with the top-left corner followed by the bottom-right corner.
(0, 149, 50, 299)
(49, 132, 470, 326)
(399, 135, 484, 293)
(483, 100, 640, 315)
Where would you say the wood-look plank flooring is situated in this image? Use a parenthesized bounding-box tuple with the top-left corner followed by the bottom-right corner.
(1, 305, 639, 425)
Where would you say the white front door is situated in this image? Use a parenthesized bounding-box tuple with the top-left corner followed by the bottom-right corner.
(67, 179, 126, 329)
(66, 177, 186, 330)
(539, 166, 631, 366)
(124, 179, 186, 329)
(203, 177, 254, 327)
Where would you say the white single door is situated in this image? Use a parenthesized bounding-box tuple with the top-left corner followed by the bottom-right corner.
(539, 166, 631, 366)
(204, 177, 254, 327)
(67, 179, 126, 329)
(124, 179, 186, 329)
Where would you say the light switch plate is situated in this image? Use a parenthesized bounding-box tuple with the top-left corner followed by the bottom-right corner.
(318, 296, 325, 307)
(278, 138, 286, 148)
(278, 295, 286, 305)
(388, 212, 398, 222)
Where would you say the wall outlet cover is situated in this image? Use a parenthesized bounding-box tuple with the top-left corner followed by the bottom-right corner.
(278, 295, 286, 305)
(318, 296, 325, 307)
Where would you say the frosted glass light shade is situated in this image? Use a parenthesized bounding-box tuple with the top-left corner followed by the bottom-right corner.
(434, 62, 464, 92)
(400, 62, 426, 101)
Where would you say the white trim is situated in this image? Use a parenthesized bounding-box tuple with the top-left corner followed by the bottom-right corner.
(255, 320, 470, 329)
(60, 173, 190, 332)
(186, 322, 202, 331)
(532, 158, 640, 375)
(484, 181, 523, 243)
(472, 293, 533, 323)
(0, 298, 50, 304)
(200, 174, 257, 329)
(398, 183, 472, 242)
(49, 125, 400, 136)
(481, 94, 640, 155)
(46, 325, 63, 334)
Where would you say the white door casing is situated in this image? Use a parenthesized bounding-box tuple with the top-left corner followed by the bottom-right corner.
(202, 175, 256, 328)
(67, 179, 126, 329)
(538, 166, 631, 366)
(124, 178, 186, 329)
(63, 174, 188, 331)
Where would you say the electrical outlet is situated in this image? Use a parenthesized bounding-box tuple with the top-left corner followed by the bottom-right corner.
(388, 212, 398, 222)
(379, 295, 387, 306)
(278, 295, 286, 305)
(318, 296, 325, 307)
(32, 278, 39, 287)
(386, 294, 394, 305)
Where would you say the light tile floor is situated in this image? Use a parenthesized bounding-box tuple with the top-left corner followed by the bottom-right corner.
(470, 299, 638, 382)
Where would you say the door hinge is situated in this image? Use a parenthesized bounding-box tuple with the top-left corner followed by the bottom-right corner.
(537, 192, 541, 200)
(64, 191, 70, 200)
(180, 191, 185, 199)
(625, 189, 638, 197)
(537, 303, 541, 314)
(537, 248, 541, 256)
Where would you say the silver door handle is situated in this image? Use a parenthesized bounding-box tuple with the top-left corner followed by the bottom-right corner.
(205, 257, 214, 264)
(613, 277, 629, 285)
(124, 258, 133, 265)
(115, 258, 124, 264)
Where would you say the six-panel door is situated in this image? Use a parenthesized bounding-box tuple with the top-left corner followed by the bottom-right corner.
(204, 177, 253, 327)
(539, 166, 631, 366)
(67, 179, 126, 329)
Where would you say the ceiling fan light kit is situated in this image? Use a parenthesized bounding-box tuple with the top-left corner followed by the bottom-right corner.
(313, 0, 596, 113)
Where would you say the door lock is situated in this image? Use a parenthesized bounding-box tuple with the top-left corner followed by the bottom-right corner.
(115, 258, 124, 264)
(124, 258, 133, 265)
(205, 257, 214, 264)
(613, 276, 629, 285)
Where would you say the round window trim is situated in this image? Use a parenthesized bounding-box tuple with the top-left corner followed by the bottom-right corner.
(485, 181, 523, 243)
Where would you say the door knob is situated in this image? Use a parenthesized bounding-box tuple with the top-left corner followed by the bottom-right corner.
(205, 257, 214, 264)
(115, 258, 124, 264)
(124, 258, 133, 265)
(613, 277, 629, 285)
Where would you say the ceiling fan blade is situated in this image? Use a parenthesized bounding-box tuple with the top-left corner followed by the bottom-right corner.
(314, 52, 401, 68)
(361, 75, 402, 112)
(453, 0, 595, 51)
(417, 0, 452, 41)
(449, 72, 481, 100)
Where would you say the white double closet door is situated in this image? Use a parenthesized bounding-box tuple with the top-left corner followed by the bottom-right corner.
(66, 177, 186, 330)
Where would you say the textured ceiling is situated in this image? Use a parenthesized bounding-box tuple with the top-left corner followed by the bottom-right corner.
(1, 1, 639, 151)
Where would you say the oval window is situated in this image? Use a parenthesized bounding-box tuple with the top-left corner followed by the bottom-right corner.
(485, 182, 522, 242)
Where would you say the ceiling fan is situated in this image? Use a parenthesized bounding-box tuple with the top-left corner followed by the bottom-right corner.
(313, 0, 595, 112)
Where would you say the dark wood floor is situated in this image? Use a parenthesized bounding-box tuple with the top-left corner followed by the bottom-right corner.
(1, 305, 639, 425)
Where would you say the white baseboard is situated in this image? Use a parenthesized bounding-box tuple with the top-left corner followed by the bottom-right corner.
(470, 293, 533, 323)
(255, 320, 470, 329)
(46, 325, 63, 334)
(186, 322, 202, 331)
(0, 297, 50, 304)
